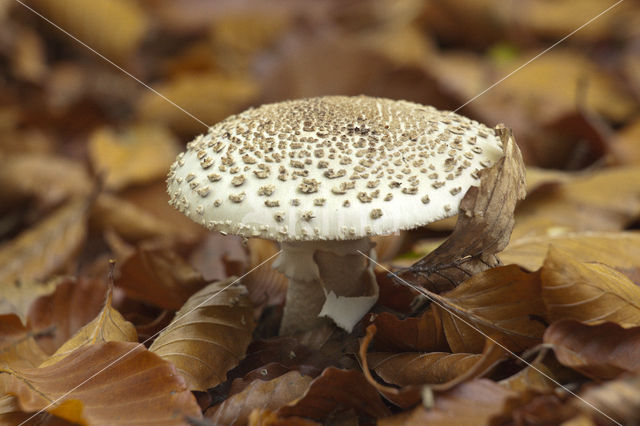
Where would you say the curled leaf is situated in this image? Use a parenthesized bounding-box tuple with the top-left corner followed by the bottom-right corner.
(402, 126, 526, 293)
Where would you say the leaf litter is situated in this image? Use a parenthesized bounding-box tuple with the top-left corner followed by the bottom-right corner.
(1, 0, 640, 424)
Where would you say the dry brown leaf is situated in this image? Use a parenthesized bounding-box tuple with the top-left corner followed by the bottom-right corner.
(490, 50, 636, 123)
(367, 352, 482, 387)
(1, 341, 201, 424)
(544, 320, 640, 380)
(498, 357, 558, 396)
(0, 278, 59, 324)
(189, 233, 247, 283)
(576, 373, 640, 425)
(116, 241, 208, 310)
(88, 124, 179, 191)
(40, 286, 137, 367)
(137, 73, 258, 134)
(276, 367, 390, 421)
(501, 231, 640, 274)
(402, 126, 526, 293)
(378, 379, 518, 426)
(0, 198, 89, 287)
(0, 314, 47, 370)
(359, 324, 506, 408)
(513, 167, 640, 240)
(248, 409, 319, 426)
(240, 239, 287, 314)
(149, 277, 255, 391)
(541, 247, 640, 327)
(30, 0, 148, 61)
(432, 265, 545, 353)
(370, 310, 447, 353)
(207, 371, 313, 426)
(27, 277, 108, 355)
(0, 154, 92, 208)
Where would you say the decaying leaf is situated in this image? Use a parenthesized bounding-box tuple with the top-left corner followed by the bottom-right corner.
(576, 373, 640, 425)
(0, 314, 47, 369)
(359, 324, 506, 408)
(0, 278, 59, 324)
(137, 73, 258, 134)
(432, 265, 545, 353)
(207, 370, 313, 426)
(29, 0, 148, 61)
(378, 379, 519, 426)
(0, 154, 92, 208)
(544, 320, 640, 380)
(149, 277, 255, 390)
(512, 166, 640, 240)
(401, 126, 526, 293)
(240, 239, 287, 313)
(367, 352, 482, 387)
(40, 286, 137, 367)
(116, 241, 208, 310)
(0, 198, 89, 287)
(500, 231, 640, 274)
(1, 341, 202, 424)
(88, 124, 179, 191)
(276, 367, 390, 421)
(370, 310, 447, 353)
(27, 277, 108, 355)
(498, 354, 558, 396)
(541, 247, 640, 327)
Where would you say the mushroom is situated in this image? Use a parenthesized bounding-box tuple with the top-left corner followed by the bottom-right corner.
(166, 96, 504, 334)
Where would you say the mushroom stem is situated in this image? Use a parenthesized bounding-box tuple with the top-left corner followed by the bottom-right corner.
(274, 238, 378, 335)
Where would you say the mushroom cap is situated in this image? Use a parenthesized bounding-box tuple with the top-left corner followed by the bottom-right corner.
(167, 96, 503, 242)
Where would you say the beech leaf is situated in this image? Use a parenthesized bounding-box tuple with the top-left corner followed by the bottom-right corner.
(541, 247, 640, 327)
(0, 341, 201, 425)
(402, 126, 526, 293)
(40, 286, 137, 367)
(544, 320, 640, 380)
(207, 370, 313, 426)
(149, 277, 255, 391)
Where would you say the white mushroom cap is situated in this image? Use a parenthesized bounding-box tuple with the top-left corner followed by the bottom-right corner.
(167, 96, 503, 242)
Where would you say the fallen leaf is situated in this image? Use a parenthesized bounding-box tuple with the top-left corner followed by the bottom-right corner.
(30, 0, 148, 61)
(576, 373, 640, 425)
(370, 310, 448, 353)
(500, 231, 640, 274)
(239, 239, 286, 314)
(378, 379, 518, 426)
(41, 286, 137, 367)
(432, 265, 545, 353)
(612, 118, 640, 165)
(0, 154, 92, 208)
(512, 167, 640, 240)
(189, 232, 247, 282)
(149, 277, 255, 390)
(359, 324, 505, 408)
(206, 371, 313, 426)
(0, 314, 47, 369)
(402, 126, 526, 293)
(1, 341, 202, 424)
(116, 241, 208, 310)
(137, 73, 258, 135)
(367, 352, 482, 387)
(541, 247, 640, 327)
(0, 278, 59, 324)
(248, 409, 319, 426)
(27, 277, 108, 355)
(0, 198, 89, 287)
(544, 320, 640, 380)
(276, 367, 390, 421)
(88, 124, 179, 191)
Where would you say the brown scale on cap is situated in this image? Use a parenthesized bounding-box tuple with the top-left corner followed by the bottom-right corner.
(167, 96, 503, 241)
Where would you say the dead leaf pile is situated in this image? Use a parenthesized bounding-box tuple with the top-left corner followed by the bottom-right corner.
(2, 0, 640, 424)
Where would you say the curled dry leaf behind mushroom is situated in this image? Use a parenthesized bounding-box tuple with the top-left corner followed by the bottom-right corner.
(166, 96, 508, 335)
